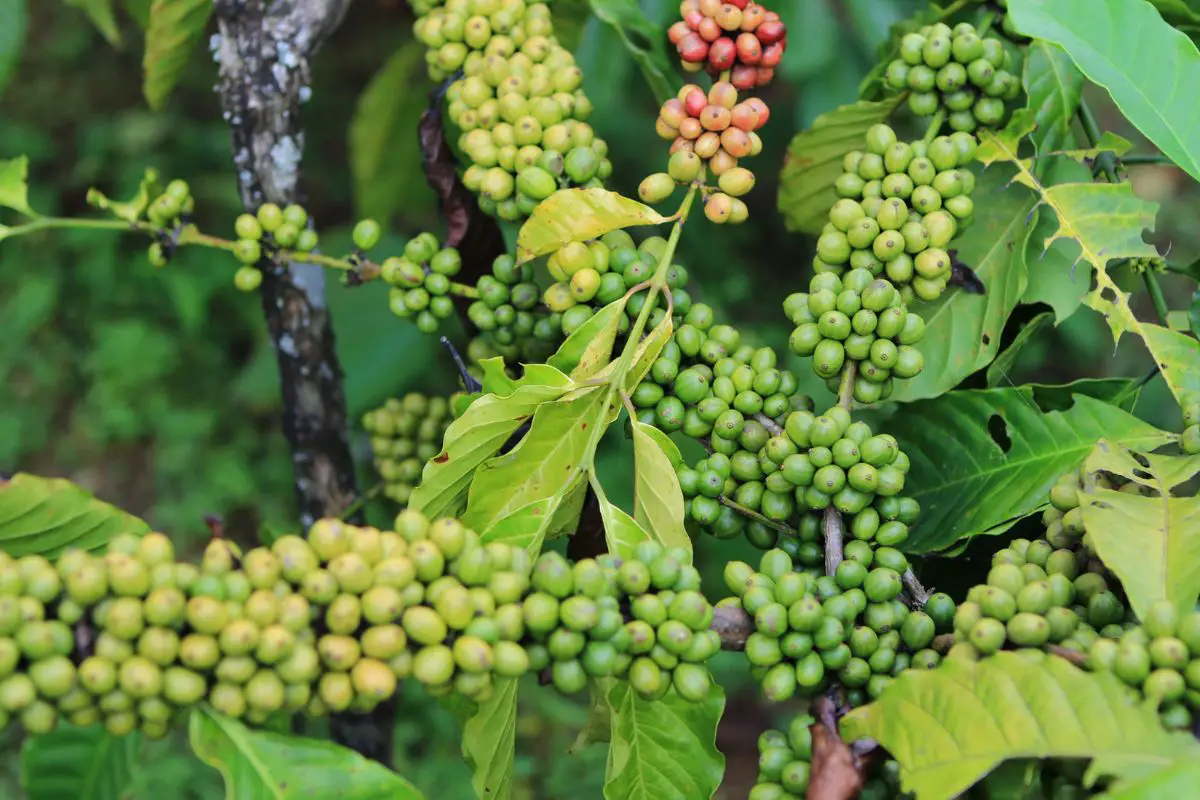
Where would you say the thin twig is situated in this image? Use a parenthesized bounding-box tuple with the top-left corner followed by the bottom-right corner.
(902, 569, 932, 607)
(718, 496, 798, 535)
(754, 413, 784, 437)
(823, 506, 844, 577)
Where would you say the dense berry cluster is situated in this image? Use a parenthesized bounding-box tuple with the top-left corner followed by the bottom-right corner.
(230, 203, 321, 293)
(378, 232, 463, 334)
(883, 21, 1019, 131)
(751, 716, 904, 800)
(722, 547, 938, 706)
(413, 0, 611, 221)
(0, 512, 723, 739)
(822, 124, 978, 302)
(141, 179, 196, 269)
(668, 0, 787, 89)
(362, 393, 455, 505)
(642, 82, 767, 224)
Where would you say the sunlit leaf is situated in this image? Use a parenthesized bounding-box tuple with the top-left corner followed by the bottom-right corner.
(189, 707, 426, 799)
(548, 298, 628, 379)
(21, 723, 140, 800)
(462, 677, 518, 800)
(1022, 40, 1083, 157)
(516, 189, 667, 263)
(597, 490, 650, 560)
(478, 358, 573, 397)
(841, 652, 1200, 800)
(888, 163, 1032, 403)
(463, 388, 608, 538)
(0, 473, 150, 558)
(890, 388, 1172, 552)
(143, 0, 213, 110)
(604, 683, 725, 800)
(1079, 439, 1200, 620)
(585, 0, 678, 104)
(1007, 0, 1200, 182)
(777, 97, 902, 235)
(0, 156, 37, 217)
(631, 420, 690, 560)
(410, 382, 572, 520)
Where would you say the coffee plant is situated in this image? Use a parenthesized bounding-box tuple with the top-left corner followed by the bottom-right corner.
(1, 0, 1200, 797)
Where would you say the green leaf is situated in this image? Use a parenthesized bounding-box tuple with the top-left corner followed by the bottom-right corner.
(1022, 40, 1084, 157)
(0, 156, 37, 217)
(123, 0, 150, 27)
(570, 677, 615, 753)
(86, 167, 160, 224)
(516, 189, 667, 264)
(66, 0, 122, 46)
(1021, 158, 1093, 322)
(461, 677, 518, 800)
(0, 0, 28, 98)
(463, 387, 608, 538)
(348, 42, 435, 223)
(143, 0, 213, 111)
(631, 420, 690, 560)
(21, 724, 140, 800)
(841, 652, 1200, 800)
(0, 473, 151, 558)
(978, 121, 1200, 409)
(776, 97, 902, 235)
(1079, 440, 1200, 620)
(889, 389, 1172, 553)
(1007, 0, 1200, 183)
(189, 707, 426, 799)
(888, 163, 1033, 403)
(985, 311, 1053, 388)
(1027, 377, 1144, 413)
(585, 0, 679, 104)
(604, 683, 725, 800)
(636, 424, 683, 468)
(410, 382, 572, 520)
(1103, 756, 1200, 799)
(548, 297, 629, 379)
(597, 486, 650, 559)
(479, 358, 573, 397)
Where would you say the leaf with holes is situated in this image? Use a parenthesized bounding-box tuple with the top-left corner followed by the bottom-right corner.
(189, 707, 426, 799)
(841, 652, 1200, 800)
(604, 683, 725, 800)
(348, 42, 435, 223)
(66, 0, 122, 46)
(889, 388, 1171, 553)
(585, 0, 678, 104)
(0, 474, 150, 558)
(463, 387, 608, 537)
(410, 381, 573, 520)
(1078, 440, 1200, 620)
(1021, 159, 1093, 322)
(1025, 377, 1144, 413)
(548, 297, 628, 379)
(977, 121, 1200, 409)
(21, 723, 140, 800)
(516, 189, 667, 264)
(0, 156, 36, 218)
(143, 0, 213, 110)
(631, 420, 690, 560)
(888, 163, 1032, 403)
(1022, 40, 1084, 157)
(0, 0, 28, 98)
(777, 97, 903, 235)
(462, 677, 518, 800)
(1007, 0, 1200, 183)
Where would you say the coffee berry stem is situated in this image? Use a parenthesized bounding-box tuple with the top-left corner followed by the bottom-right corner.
(1, 216, 132, 236)
(835, 360, 857, 411)
(922, 109, 948, 146)
(718, 496, 798, 536)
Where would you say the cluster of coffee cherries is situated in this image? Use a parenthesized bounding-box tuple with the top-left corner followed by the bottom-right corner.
(413, 0, 611, 221)
(377, 232, 463, 334)
(0, 512, 726, 739)
(139, 179, 196, 269)
(668, 0, 787, 89)
(751, 715, 903, 800)
(644, 81, 768, 223)
(229, 203, 321, 293)
(723, 547, 939, 706)
(883, 20, 1019, 131)
(824, 124, 978, 302)
(362, 393, 456, 506)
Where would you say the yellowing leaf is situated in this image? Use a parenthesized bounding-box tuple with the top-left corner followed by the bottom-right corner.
(597, 491, 650, 561)
(548, 297, 628, 380)
(143, 0, 213, 110)
(841, 653, 1200, 800)
(776, 97, 902, 235)
(463, 388, 608, 539)
(1080, 439, 1200, 619)
(516, 188, 667, 264)
(631, 420, 690, 560)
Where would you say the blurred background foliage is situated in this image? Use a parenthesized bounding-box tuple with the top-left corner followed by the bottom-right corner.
(1, 0, 1199, 797)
